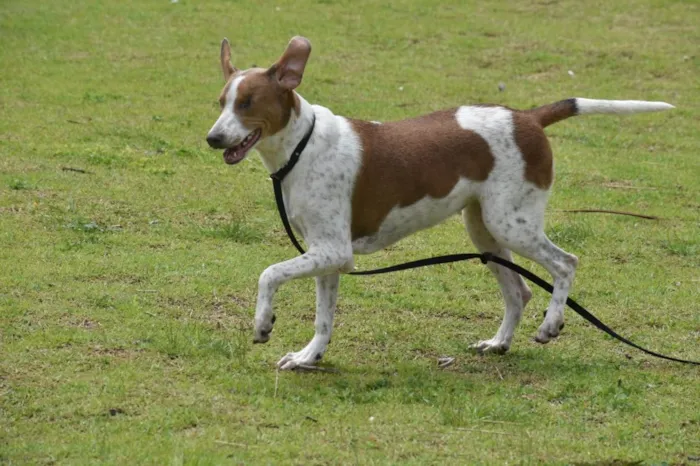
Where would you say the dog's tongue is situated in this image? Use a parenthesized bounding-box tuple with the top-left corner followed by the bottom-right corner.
(223, 147, 247, 165)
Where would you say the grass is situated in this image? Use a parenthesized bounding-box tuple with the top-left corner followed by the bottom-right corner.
(1, 0, 698, 464)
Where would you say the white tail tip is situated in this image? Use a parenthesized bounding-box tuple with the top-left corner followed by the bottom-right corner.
(576, 98, 675, 115)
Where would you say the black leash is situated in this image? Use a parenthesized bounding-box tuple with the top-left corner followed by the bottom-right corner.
(269, 114, 699, 366)
(270, 114, 316, 255)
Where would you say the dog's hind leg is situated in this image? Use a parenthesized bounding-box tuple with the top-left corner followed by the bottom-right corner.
(480, 190, 578, 344)
(277, 273, 339, 370)
(463, 201, 532, 354)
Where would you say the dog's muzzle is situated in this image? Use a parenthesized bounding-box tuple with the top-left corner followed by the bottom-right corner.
(206, 133, 226, 149)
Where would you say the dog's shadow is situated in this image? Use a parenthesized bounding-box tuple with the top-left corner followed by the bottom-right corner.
(272, 347, 651, 412)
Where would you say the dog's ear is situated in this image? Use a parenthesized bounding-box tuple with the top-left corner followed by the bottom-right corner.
(220, 38, 237, 82)
(270, 36, 311, 90)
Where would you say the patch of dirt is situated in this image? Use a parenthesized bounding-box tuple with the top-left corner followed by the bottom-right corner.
(108, 407, 125, 416)
(91, 345, 144, 358)
(80, 273, 145, 285)
(432, 310, 473, 321)
(411, 348, 440, 359)
(60, 316, 101, 329)
(523, 67, 559, 81)
(202, 295, 252, 329)
(611, 254, 628, 264)
(79, 319, 99, 329)
(226, 294, 250, 308)
(164, 296, 191, 308)
(182, 423, 204, 438)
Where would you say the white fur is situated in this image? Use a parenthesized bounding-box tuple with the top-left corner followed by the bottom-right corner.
(575, 98, 674, 115)
(210, 85, 672, 368)
(251, 98, 362, 369)
(207, 76, 249, 146)
(251, 103, 573, 367)
(454, 105, 576, 349)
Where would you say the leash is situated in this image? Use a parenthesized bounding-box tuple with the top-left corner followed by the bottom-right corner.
(268, 114, 699, 366)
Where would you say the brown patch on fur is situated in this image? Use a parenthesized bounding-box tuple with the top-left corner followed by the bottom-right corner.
(513, 112, 553, 189)
(350, 110, 495, 239)
(218, 79, 234, 108)
(215, 37, 309, 137)
(221, 69, 297, 137)
(526, 98, 577, 128)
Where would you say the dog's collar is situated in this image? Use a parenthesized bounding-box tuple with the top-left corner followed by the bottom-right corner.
(270, 113, 316, 182)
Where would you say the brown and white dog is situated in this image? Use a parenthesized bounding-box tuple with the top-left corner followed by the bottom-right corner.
(206, 36, 673, 370)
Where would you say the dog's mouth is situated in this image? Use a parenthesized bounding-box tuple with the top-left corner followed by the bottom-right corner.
(223, 129, 262, 165)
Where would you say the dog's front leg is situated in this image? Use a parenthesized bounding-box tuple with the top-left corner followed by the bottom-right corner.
(277, 273, 339, 370)
(253, 246, 351, 346)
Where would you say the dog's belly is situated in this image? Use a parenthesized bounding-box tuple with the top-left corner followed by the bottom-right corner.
(351, 177, 479, 254)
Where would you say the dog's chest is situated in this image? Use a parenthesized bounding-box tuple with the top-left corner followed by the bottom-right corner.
(282, 114, 363, 241)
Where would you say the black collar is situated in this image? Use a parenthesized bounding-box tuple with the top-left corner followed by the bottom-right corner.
(270, 113, 316, 182)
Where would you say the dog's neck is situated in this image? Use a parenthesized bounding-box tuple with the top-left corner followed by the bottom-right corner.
(255, 94, 315, 175)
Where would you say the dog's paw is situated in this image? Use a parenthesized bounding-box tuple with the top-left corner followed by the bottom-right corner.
(277, 347, 324, 370)
(253, 314, 276, 344)
(534, 316, 565, 344)
(471, 338, 510, 355)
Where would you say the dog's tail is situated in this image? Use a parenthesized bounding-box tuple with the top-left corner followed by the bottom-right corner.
(527, 98, 675, 128)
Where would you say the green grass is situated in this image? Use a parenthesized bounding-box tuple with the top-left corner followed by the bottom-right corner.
(1, 0, 699, 464)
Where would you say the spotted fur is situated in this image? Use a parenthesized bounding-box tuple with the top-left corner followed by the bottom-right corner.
(206, 37, 674, 370)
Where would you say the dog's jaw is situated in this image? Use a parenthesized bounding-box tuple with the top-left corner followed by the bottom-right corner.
(222, 128, 262, 165)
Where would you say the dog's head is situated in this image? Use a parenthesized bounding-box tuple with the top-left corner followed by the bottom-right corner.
(206, 36, 312, 165)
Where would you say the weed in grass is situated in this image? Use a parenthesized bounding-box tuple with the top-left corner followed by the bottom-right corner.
(201, 221, 264, 244)
(86, 150, 128, 168)
(153, 322, 248, 361)
(439, 398, 529, 427)
(661, 239, 697, 257)
(8, 179, 33, 190)
(548, 220, 594, 250)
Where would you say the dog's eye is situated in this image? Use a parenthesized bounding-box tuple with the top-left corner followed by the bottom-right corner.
(238, 95, 252, 110)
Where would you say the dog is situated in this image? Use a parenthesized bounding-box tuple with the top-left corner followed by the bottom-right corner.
(206, 36, 673, 370)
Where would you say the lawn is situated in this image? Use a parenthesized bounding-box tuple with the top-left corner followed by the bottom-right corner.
(1, 0, 699, 464)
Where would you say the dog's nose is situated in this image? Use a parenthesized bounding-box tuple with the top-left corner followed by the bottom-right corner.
(206, 133, 224, 148)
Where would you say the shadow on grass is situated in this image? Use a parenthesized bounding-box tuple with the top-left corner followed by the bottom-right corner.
(266, 347, 647, 425)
